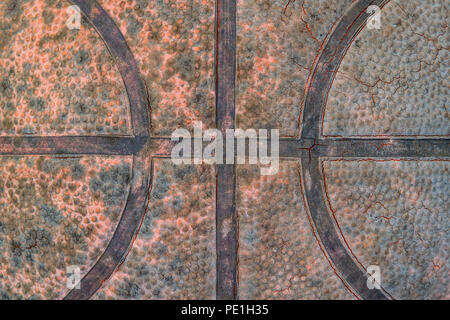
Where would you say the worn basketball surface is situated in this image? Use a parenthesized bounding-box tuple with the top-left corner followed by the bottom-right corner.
(0, 0, 448, 300)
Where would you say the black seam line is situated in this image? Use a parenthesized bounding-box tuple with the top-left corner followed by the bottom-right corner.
(215, 0, 238, 300)
(63, 0, 151, 299)
(0, 136, 148, 155)
(300, 0, 400, 300)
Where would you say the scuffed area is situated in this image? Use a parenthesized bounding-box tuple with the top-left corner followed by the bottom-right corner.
(0, 156, 131, 299)
(0, 0, 131, 136)
(98, 0, 215, 135)
(324, 0, 449, 136)
(323, 160, 449, 299)
(237, 162, 354, 299)
(237, 0, 355, 136)
(94, 160, 215, 300)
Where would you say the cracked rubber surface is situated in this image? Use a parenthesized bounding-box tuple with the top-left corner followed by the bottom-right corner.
(237, 162, 355, 300)
(0, 0, 132, 136)
(0, 156, 129, 299)
(324, 0, 449, 137)
(94, 160, 216, 300)
(0, 0, 448, 300)
(323, 160, 449, 299)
